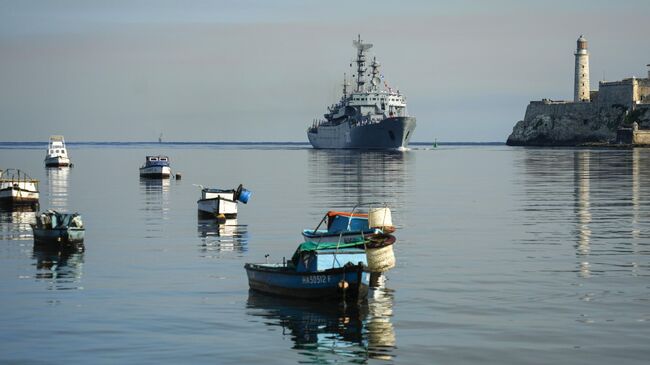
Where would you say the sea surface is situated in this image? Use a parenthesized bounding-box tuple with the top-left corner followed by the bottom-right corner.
(0, 143, 649, 364)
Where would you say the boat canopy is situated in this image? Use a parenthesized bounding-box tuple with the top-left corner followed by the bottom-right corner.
(290, 239, 366, 269)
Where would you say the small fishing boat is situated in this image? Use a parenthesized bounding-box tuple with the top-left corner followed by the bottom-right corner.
(31, 210, 84, 246)
(197, 184, 251, 220)
(139, 155, 171, 178)
(44, 135, 71, 167)
(245, 240, 371, 301)
(303, 211, 381, 244)
(302, 206, 395, 244)
(0, 169, 39, 206)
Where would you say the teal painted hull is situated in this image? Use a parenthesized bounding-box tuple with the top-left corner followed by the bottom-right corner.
(32, 227, 85, 245)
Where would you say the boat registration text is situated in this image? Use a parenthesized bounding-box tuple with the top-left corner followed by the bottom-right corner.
(302, 275, 331, 284)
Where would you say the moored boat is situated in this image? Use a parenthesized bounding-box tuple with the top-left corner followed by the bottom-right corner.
(139, 155, 171, 178)
(303, 206, 395, 243)
(245, 240, 370, 301)
(44, 135, 71, 167)
(30, 210, 84, 246)
(302, 211, 380, 244)
(197, 184, 251, 220)
(0, 169, 39, 206)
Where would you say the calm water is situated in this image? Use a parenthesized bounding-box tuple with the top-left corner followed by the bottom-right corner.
(1, 144, 649, 364)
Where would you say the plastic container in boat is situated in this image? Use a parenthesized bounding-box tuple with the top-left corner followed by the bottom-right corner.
(366, 244, 396, 272)
(368, 207, 393, 229)
(238, 188, 251, 204)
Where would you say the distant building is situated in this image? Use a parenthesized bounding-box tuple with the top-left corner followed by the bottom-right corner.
(528, 35, 650, 112)
(507, 36, 650, 146)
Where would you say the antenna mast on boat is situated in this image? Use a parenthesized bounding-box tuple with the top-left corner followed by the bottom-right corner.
(353, 35, 373, 92)
(370, 56, 381, 92)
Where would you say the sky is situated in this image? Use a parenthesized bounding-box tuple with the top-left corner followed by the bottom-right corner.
(0, 0, 648, 142)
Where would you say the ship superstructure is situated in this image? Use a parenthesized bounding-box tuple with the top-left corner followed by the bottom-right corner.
(307, 35, 416, 149)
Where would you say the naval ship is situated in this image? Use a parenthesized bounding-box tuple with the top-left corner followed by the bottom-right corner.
(307, 36, 416, 149)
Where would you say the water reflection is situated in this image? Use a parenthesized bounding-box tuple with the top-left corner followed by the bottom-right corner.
(45, 167, 70, 211)
(518, 148, 650, 277)
(307, 149, 411, 222)
(574, 151, 592, 278)
(0, 205, 36, 240)
(32, 244, 84, 290)
(631, 148, 641, 240)
(198, 219, 248, 255)
(246, 287, 396, 363)
(139, 178, 170, 238)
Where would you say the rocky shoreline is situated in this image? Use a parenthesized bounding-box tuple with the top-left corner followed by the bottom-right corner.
(506, 103, 650, 147)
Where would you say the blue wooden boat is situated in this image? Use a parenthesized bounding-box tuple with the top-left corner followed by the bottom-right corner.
(30, 210, 85, 246)
(302, 210, 390, 244)
(245, 240, 370, 301)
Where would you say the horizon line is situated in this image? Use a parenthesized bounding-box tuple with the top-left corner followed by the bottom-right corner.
(0, 141, 505, 145)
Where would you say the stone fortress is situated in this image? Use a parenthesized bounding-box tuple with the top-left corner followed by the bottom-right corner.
(507, 36, 650, 146)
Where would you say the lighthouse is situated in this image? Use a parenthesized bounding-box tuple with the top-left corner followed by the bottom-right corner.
(574, 35, 590, 102)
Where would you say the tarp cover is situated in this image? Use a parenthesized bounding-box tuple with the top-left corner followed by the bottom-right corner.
(290, 239, 365, 268)
(297, 240, 365, 253)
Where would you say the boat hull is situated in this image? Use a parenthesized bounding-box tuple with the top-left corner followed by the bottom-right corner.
(139, 165, 171, 178)
(307, 116, 416, 149)
(31, 227, 85, 245)
(245, 263, 369, 301)
(0, 187, 39, 205)
(44, 156, 71, 167)
(197, 197, 238, 219)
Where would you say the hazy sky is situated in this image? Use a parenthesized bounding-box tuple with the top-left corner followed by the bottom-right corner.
(1, 0, 648, 142)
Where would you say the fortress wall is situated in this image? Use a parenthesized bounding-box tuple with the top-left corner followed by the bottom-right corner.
(637, 79, 650, 103)
(598, 79, 635, 108)
(524, 101, 595, 121)
(633, 130, 650, 144)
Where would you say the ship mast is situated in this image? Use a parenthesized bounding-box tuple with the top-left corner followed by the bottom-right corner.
(353, 35, 373, 92)
(342, 73, 350, 98)
(370, 56, 381, 92)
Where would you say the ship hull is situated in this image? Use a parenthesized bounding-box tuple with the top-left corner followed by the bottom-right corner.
(307, 117, 416, 149)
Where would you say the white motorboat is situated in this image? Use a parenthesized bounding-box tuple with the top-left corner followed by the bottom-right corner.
(44, 135, 71, 167)
(139, 155, 171, 178)
(197, 184, 251, 220)
(0, 169, 39, 206)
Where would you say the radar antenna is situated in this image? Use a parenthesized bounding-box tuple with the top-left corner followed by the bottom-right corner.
(352, 34, 373, 92)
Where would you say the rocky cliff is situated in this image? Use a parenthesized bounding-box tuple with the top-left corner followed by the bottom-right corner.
(506, 102, 650, 146)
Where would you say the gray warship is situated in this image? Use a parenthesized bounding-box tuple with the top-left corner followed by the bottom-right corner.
(307, 35, 416, 149)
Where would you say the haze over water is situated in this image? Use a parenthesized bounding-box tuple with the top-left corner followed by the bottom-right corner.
(0, 143, 649, 364)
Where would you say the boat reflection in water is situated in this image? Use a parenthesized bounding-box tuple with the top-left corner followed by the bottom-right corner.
(246, 285, 396, 363)
(139, 177, 170, 238)
(46, 166, 70, 211)
(307, 149, 411, 221)
(32, 244, 84, 290)
(0, 205, 37, 241)
(198, 219, 248, 256)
